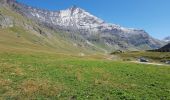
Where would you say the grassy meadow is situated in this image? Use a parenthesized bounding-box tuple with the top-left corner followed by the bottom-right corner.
(0, 27, 170, 99)
(0, 3, 170, 100)
(115, 51, 170, 62)
(0, 48, 170, 99)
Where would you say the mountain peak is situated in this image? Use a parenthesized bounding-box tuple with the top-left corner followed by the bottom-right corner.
(70, 5, 78, 9)
(68, 5, 84, 13)
(8, 1, 164, 50)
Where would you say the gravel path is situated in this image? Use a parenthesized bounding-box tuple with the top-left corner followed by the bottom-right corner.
(131, 61, 169, 66)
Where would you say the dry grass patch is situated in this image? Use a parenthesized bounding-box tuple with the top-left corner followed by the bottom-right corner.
(0, 78, 12, 86)
(102, 73, 112, 80)
(21, 80, 39, 95)
(76, 70, 84, 81)
(93, 73, 113, 85)
(92, 67, 105, 74)
(13, 67, 25, 76)
(0, 78, 17, 99)
(1, 87, 19, 99)
(94, 79, 109, 85)
(20, 79, 64, 97)
(0, 62, 25, 76)
(0, 62, 14, 70)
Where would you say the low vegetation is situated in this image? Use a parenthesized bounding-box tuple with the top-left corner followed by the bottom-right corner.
(113, 51, 170, 62)
(0, 5, 170, 99)
(0, 49, 170, 99)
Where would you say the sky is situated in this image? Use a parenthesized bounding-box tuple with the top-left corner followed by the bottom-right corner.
(16, 0, 170, 39)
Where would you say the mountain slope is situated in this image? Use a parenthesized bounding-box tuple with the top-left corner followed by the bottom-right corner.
(164, 36, 170, 42)
(156, 43, 170, 52)
(0, 1, 100, 55)
(0, 0, 164, 54)
(10, 0, 164, 51)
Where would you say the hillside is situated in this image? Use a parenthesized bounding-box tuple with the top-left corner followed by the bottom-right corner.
(164, 36, 170, 42)
(157, 43, 170, 52)
(2, 0, 164, 53)
(0, 0, 170, 99)
(0, 0, 102, 55)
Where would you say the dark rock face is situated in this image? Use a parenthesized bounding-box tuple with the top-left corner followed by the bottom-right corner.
(152, 43, 170, 52)
(158, 43, 170, 52)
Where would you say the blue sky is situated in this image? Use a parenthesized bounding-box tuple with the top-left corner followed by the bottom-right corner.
(17, 0, 170, 39)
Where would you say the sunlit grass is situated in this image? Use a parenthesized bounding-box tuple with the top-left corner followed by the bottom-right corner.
(0, 51, 169, 99)
(0, 6, 170, 100)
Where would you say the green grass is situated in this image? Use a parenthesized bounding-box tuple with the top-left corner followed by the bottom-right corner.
(0, 26, 170, 99)
(114, 51, 170, 62)
(0, 51, 170, 99)
(0, 5, 170, 100)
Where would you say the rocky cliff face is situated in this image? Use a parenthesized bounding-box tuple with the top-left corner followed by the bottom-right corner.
(0, 14, 13, 28)
(1, 0, 164, 52)
(0, 0, 13, 28)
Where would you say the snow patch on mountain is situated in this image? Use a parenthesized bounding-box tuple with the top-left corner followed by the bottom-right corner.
(8, 0, 164, 50)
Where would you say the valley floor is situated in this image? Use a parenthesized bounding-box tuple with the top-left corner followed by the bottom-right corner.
(0, 3, 170, 99)
(0, 50, 170, 99)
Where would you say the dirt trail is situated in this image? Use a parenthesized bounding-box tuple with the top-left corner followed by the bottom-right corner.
(105, 55, 120, 60)
(131, 61, 169, 66)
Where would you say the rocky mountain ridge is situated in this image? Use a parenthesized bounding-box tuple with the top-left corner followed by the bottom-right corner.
(0, 0, 165, 52)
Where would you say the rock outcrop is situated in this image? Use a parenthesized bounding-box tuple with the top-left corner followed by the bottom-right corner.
(0, 14, 13, 28)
